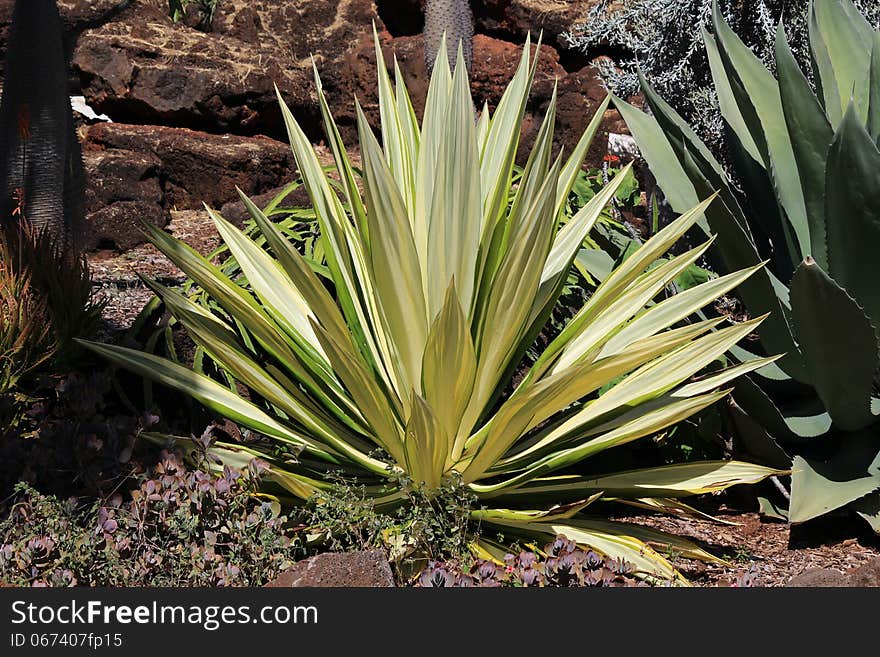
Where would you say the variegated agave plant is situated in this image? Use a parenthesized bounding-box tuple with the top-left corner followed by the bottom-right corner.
(83, 34, 781, 581)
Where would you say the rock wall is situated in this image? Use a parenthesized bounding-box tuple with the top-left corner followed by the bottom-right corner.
(1, 0, 623, 252)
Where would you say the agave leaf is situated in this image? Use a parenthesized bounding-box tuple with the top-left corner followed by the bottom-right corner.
(573, 518, 726, 565)
(238, 190, 353, 353)
(530, 196, 717, 381)
(403, 393, 447, 490)
(207, 208, 329, 365)
(542, 162, 634, 292)
(482, 461, 783, 501)
(468, 156, 561, 424)
(635, 72, 750, 239)
(810, 0, 874, 123)
(599, 262, 764, 357)
(277, 87, 396, 394)
(576, 461, 785, 497)
(357, 101, 428, 400)
(416, 33, 452, 272)
(141, 222, 324, 379)
(471, 497, 603, 524)
(610, 95, 700, 213)
(393, 56, 421, 166)
(474, 390, 730, 490)
(79, 340, 342, 462)
(464, 320, 721, 479)
(732, 374, 832, 440)
(790, 257, 879, 431)
(807, 2, 838, 124)
(312, 62, 367, 238)
(373, 29, 416, 214)
(477, 516, 684, 582)
(475, 83, 559, 330)
(870, 32, 880, 143)
(422, 283, 477, 462)
(583, 317, 765, 419)
(479, 34, 537, 236)
(615, 497, 740, 525)
(710, 0, 809, 257)
(551, 238, 717, 374)
(496, 319, 765, 474)
(703, 25, 764, 159)
(676, 349, 778, 390)
(614, 92, 803, 377)
(475, 100, 490, 149)
(143, 276, 366, 439)
(775, 22, 834, 270)
(824, 104, 880, 324)
(790, 455, 880, 524)
(425, 46, 482, 320)
(851, 491, 880, 533)
(311, 319, 406, 466)
(677, 147, 805, 379)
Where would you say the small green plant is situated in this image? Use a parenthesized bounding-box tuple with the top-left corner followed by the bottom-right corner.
(303, 470, 476, 567)
(169, 0, 220, 30)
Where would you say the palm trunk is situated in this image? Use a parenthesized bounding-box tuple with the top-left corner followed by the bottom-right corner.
(423, 0, 475, 75)
(0, 0, 85, 252)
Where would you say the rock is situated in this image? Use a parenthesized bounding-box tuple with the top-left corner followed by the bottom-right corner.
(84, 147, 164, 250)
(81, 122, 296, 250)
(474, 0, 599, 50)
(787, 568, 851, 587)
(787, 557, 880, 587)
(264, 550, 395, 587)
(85, 122, 296, 210)
(73, 2, 622, 158)
(845, 557, 880, 587)
(73, 0, 377, 140)
(0, 0, 136, 78)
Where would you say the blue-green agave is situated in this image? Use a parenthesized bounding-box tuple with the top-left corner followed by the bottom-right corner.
(615, 0, 880, 529)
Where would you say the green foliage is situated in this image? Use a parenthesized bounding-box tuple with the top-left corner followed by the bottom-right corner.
(0, 223, 102, 434)
(169, 0, 220, 29)
(303, 470, 476, 567)
(615, 0, 880, 529)
(0, 455, 301, 587)
(84, 34, 781, 581)
(0, 227, 55, 399)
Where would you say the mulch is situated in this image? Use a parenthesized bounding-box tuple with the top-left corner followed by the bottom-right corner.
(620, 506, 880, 586)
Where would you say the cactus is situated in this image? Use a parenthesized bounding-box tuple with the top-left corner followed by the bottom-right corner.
(423, 0, 474, 74)
(0, 0, 86, 251)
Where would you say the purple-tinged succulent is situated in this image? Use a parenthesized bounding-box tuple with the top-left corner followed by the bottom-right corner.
(415, 537, 657, 587)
